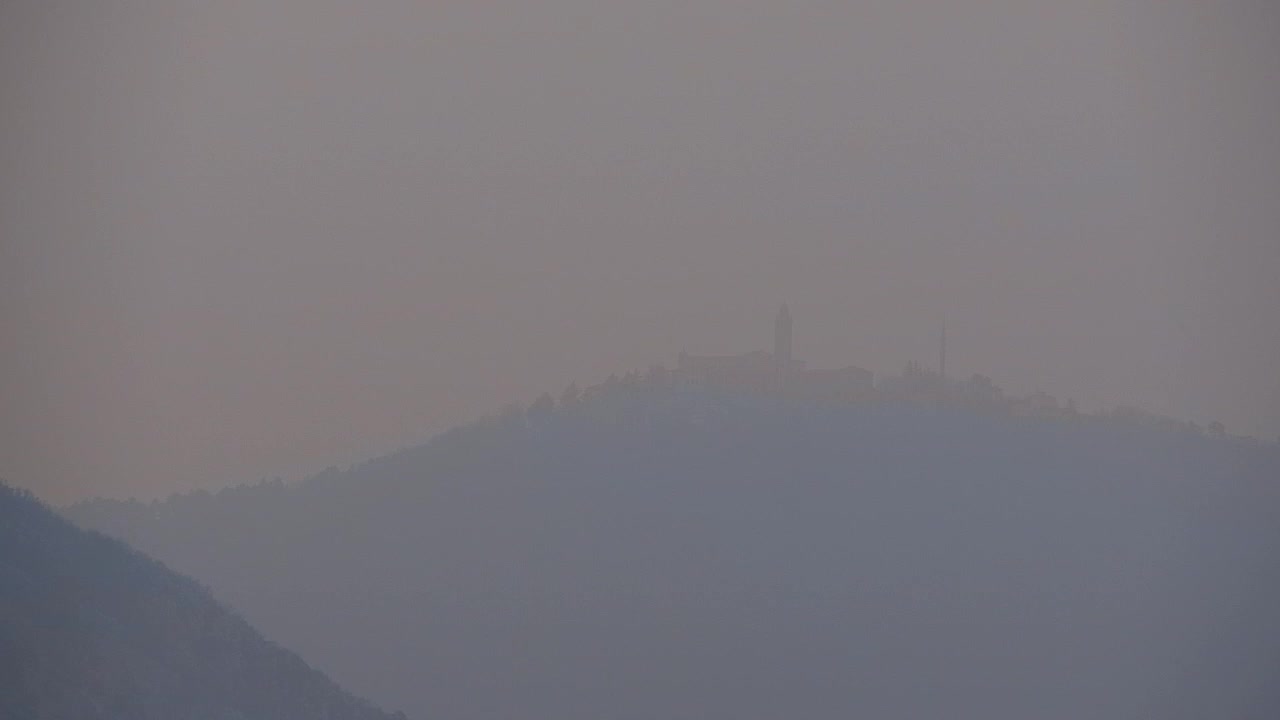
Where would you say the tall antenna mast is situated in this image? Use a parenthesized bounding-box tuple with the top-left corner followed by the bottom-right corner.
(939, 318, 947, 380)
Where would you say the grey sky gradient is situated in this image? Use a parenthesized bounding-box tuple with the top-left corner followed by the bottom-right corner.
(3, 1, 1279, 502)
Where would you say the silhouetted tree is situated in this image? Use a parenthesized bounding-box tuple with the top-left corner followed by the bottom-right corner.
(559, 381, 580, 408)
(527, 392, 556, 425)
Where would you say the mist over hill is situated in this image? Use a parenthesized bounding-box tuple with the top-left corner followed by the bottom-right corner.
(67, 384, 1280, 720)
(0, 483, 405, 720)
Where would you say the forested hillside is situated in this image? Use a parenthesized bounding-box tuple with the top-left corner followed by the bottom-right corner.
(68, 386, 1280, 719)
(0, 483, 405, 720)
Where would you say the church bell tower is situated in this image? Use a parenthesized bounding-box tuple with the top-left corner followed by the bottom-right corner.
(774, 304, 792, 374)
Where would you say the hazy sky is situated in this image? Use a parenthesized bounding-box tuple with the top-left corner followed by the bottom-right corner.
(3, 1, 1278, 503)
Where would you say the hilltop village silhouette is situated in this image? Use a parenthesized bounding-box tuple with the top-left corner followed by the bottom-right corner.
(537, 305, 1237, 440)
(668, 305, 1038, 415)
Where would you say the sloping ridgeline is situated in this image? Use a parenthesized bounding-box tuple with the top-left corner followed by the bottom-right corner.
(68, 386, 1280, 720)
(0, 483, 406, 720)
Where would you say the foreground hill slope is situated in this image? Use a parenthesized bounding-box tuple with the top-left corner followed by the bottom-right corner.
(69, 388, 1280, 719)
(0, 483, 405, 720)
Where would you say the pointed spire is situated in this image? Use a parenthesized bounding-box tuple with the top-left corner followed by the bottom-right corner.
(774, 304, 793, 373)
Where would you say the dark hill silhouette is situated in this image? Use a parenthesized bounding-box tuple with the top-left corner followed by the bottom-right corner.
(67, 386, 1280, 719)
(0, 483, 406, 720)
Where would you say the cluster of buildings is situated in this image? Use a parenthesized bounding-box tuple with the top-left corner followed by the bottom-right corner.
(674, 305, 877, 403)
(557, 305, 1240, 439)
(559, 305, 1254, 441)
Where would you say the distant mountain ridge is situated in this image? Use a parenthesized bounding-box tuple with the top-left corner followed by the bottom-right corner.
(0, 482, 406, 720)
(67, 385, 1280, 719)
